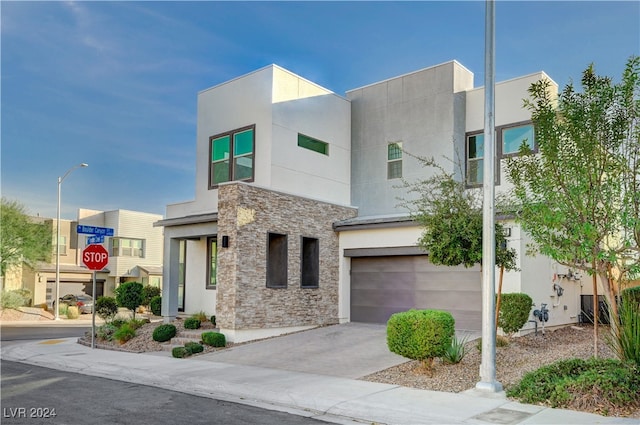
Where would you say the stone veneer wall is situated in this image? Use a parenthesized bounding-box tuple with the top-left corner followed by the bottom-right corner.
(216, 182, 357, 331)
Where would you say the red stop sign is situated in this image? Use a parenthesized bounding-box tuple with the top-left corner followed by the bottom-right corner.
(82, 244, 109, 271)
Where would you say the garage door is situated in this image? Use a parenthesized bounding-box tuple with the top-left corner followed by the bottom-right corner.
(350, 255, 482, 330)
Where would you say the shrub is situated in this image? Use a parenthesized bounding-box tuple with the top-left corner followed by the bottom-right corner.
(57, 303, 68, 316)
(185, 341, 204, 355)
(172, 346, 189, 358)
(128, 318, 149, 330)
(66, 306, 80, 319)
(507, 358, 640, 415)
(192, 311, 208, 323)
(0, 289, 27, 309)
(113, 324, 136, 344)
(210, 315, 216, 327)
(387, 309, 455, 369)
(201, 331, 226, 347)
(607, 291, 640, 366)
(498, 293, 533, 336)
(111, 318, 127, 329)
(184, 317, 201, 329)
(441, 335, 469, 364)
(95, 296, 118, 322)
(150, 296, 162, 316)
(141, 285, 161, 306)
(621, 285, 640, 306)
(115, 281, 144, 319)
(96, 323, 118, 341)
(476, 335, 510, 353)
(152, 324, 177, 342)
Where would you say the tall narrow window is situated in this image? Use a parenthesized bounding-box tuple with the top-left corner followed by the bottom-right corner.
(467, 133, 484, 186)
(266, 232, 287, 288)
(178, 240, 186, 311)
(301, 237, 319, 288)
(209, 125, 255, 188)
(206, 237, 217, 289)
(387, 142, 403, 179)
(56, 235, 67, 255)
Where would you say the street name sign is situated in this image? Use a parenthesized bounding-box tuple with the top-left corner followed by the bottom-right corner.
(77, 225, 114, 236)
(87, 235, 104, 244)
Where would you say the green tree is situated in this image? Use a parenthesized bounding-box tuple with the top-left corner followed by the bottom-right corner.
(504, 57, 640, 356)
(0, 198, 52, 278)
(114, 282, 144, 319)
(400, 155, 518, 332)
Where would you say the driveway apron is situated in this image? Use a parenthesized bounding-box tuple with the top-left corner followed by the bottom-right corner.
(197, 322, 407, 379)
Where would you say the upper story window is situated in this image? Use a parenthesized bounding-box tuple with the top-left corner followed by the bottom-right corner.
(111, 238, 144, 258)
(466, 121, 535, 186)
(298, 134, 328, 155)
(500, 123, 535, 156)
(209, 125, 255, 188)
(56, 235, 67, 255)
(387, 142, 403, 179)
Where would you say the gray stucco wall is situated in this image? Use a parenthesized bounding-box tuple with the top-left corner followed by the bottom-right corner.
(216, 182, 357, 331)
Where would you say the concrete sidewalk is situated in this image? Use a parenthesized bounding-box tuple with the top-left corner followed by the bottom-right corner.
(1, 338, 636, 424)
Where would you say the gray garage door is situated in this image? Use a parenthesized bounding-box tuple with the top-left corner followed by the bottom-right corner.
(350, 255, 482, 330)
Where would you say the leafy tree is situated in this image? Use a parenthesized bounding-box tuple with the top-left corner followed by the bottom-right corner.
(141, 285, 161, 307)
(400, 155, 518, 332)
(95, 296, 118, 322)
(0, 198, 52, 277)
(114, 282, 144, 319)
(504, 57, 640, 356)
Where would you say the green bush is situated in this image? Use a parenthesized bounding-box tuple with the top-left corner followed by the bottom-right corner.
(607, 291, 640, 366)
(152, 324, 177, 342)
(387, 309, 455, 369)
(0, 289, 27, 309)
(507, 358, 640, 415)
(95, 296, 118, 322)
(150, 296, 162, 316)
(621, 286, 640, 306)
(128, 318, 149, 330)
(141, 285, 161, 306)
(441, 335, 469, 364)
(96, 323, 118, 341)
(201, 331, 226, 347)
(184, 317, 201, 330)
(498, 293, 533, 336)
(172, 346, 190, 358)
(476, 335, 510, 353)
(210, 315, 216, 327)
(113, 324, 136, 344)
(185, 341, 204, 355)
(115, 281, 144, 318)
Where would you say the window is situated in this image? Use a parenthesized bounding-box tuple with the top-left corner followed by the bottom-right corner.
(209, 125, 255, 188)
(467, 132, 484, 186)
(206, 237, 217, 290)
(300, 237, 319, 288)
(178, 240, 186, 311)
(111, 238, 144, 257)
(266, 232, 287, 288)
(387, 142, 403, 179)
(298, 134, 328, 155)
(500, 123, 535, 156)
(56, 235, 67, 255)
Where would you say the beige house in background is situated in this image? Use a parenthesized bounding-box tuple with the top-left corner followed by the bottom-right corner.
(4, 209, 164, 307)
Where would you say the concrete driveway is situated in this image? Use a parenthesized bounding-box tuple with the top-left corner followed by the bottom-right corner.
(198, 322, 407, 379)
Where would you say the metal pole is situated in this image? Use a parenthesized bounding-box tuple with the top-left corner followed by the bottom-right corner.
(476, 0, 502, 393)
(92, 270, 96, 349)
(54, 163, 88, 321)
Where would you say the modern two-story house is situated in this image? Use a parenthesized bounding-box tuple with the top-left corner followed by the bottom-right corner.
(158, 60, 594, 342)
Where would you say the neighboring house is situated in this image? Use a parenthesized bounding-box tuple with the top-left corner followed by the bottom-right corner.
(4, 209, 164, 308)
(158, 61, 598, 342)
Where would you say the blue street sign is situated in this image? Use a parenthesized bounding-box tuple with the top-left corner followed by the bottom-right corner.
(77, 225, 114, 236)
(87, 235, 105, 244)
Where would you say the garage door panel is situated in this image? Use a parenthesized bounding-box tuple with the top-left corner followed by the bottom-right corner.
(351, 255, 482, 330)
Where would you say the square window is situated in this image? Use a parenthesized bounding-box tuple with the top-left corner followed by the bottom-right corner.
(502, 124, 534, 155)
(209, 125, 255, 188)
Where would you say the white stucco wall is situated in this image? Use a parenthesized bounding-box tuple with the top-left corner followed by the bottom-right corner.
(183, 238, 216, 315)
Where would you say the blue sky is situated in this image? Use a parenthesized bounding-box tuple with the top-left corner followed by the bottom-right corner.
(2, 1, 639, 219)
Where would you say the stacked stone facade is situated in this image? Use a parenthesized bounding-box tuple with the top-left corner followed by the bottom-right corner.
(216, 182, 357, 331)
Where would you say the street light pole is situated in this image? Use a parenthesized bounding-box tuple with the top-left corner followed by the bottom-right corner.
(54, 163, 88, 320)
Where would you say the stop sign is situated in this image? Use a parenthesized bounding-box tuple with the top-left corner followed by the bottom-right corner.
(82, 244, 109, 271)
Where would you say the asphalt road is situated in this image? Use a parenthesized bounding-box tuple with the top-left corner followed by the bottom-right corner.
(1, 360, 330, 425)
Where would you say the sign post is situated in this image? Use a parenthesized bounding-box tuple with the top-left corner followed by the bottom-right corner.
(82, 244, 110, 349)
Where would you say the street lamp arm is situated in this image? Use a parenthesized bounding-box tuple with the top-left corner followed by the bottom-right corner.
(60, 163, 89, 183)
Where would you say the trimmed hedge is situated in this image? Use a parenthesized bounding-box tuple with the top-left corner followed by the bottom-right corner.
(498, 293, 533, 335)
(185, 341, 204, 355)
(201, 331, 226, 347)
(387, 309, 455, 367)
(150, 296, 162, 316)
(184, 317, 201, 330)
(152, 324, 177, 342)
(172, 347, 189, 358)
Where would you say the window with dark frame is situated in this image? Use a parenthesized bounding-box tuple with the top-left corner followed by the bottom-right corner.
(387, 142, 403, 179)
(266, 232, 287, 288)
(300, 237, 319, 288)
(298, 133, 329, 155)
(206, 237, 217, 290)
(209, 125, 255, 188)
